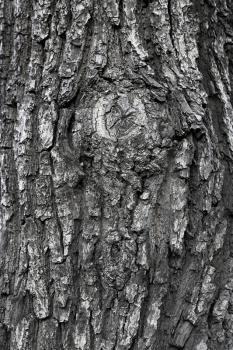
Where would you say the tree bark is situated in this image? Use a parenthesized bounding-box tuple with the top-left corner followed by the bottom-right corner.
(1, 0, 233, 349)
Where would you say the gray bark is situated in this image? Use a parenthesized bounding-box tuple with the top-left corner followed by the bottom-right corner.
(0, 0, 233, 349)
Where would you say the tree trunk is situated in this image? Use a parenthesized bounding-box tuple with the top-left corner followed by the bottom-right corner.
(0, 0, 233, 349)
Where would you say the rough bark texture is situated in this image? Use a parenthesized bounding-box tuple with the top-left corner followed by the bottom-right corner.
(1, 0, 233, 349)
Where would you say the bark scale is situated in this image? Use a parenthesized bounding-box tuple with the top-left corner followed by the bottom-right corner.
(0, 0, 233, 349)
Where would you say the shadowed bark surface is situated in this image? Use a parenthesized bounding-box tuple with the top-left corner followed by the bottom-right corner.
(1, 0, 233, 349)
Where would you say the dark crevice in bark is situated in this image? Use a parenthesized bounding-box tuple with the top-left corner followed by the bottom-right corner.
(118, 0, 124, 28)
(0, 323, 10, 350)
(89, 310, 95, 350)
(66, 111, 76, 152)
(225, 43, 233, 106)
(58, 13, 94, 108)
(49, 107, 60, 153)
(74, 15, 94, 90)
(56, 322, 65, 350)
(1, 0, 14, 103)
(167, 0, 176, 51)
(136, 0, 163, 79)
(49, 156, 65, 258)
(130, 271, 151, 345)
